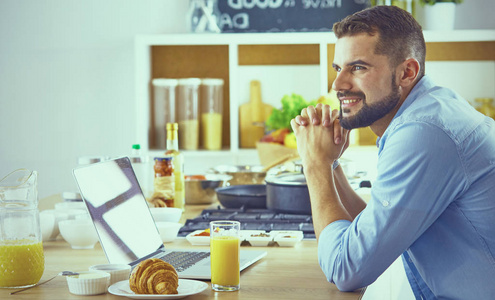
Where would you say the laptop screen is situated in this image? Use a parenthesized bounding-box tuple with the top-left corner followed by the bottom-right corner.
(73, 157, 164, 264)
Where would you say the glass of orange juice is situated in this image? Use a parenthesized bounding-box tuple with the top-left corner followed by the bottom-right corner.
(210, 220, 240, 291)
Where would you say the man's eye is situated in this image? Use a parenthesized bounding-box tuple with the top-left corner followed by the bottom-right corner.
(334, 66, 341, 72)
(353, 65, 365, 71)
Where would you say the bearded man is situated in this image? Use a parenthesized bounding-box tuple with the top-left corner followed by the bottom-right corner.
(291, 5, 495, 300)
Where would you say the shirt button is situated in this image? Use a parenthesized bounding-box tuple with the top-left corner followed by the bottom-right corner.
(382, 200, 390, 207)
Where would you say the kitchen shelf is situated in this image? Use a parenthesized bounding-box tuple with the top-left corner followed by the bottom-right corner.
(135, 30, 495, 167)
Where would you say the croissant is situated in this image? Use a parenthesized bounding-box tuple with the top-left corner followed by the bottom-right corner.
(129, 258, 179, 294)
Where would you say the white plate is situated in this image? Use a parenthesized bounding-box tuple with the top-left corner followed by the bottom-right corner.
(185, 230, 210, 246)
(108, 279, 208, 299)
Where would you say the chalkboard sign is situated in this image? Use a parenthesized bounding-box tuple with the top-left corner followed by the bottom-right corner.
(218, 0, 371, 33)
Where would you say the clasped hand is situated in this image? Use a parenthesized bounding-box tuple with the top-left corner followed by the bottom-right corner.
(290, 103, 349, 169)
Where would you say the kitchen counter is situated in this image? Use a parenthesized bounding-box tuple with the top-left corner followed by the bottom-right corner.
(1, 203, 363, 300)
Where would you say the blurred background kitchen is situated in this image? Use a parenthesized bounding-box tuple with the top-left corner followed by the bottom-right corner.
(1, 0, 494, 199)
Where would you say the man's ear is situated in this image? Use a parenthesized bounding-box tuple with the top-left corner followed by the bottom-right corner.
(398, 58, 420, 88)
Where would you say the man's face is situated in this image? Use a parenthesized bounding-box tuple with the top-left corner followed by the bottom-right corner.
(332, 33, 401, 130)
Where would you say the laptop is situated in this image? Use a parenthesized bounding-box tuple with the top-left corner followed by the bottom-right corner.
(72, 156, 266, 280)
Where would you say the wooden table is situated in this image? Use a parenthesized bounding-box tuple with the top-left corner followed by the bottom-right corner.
(2, 203, 363, 300)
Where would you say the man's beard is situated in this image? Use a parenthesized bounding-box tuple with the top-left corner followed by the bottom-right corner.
(339, 74, 400, 130)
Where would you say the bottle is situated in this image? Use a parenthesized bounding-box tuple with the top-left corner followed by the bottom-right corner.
(151, 157, 175, 208)
(129, 144, 151, 199)
(165, 123, 185, 211)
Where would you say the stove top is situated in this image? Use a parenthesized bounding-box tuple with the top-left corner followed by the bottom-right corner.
(178, 206, 315, 239)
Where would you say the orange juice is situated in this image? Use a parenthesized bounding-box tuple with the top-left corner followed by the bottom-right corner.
(0, 239, 44, 287)
(210, 236, 240, 287)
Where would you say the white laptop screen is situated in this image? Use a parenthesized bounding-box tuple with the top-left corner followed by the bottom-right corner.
(73, 157, 163, 264)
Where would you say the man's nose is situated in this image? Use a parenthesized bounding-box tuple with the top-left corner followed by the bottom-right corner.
(332, 70, 352, 92)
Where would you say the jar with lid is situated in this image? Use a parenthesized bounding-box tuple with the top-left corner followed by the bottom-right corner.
(0, 169, 44, 288)
(150, 157, 175, 208)
(177, 78, 201, 150)
(474, 98, 495, 119)
(152, 79, 178, 149)
(201, 78, 224, 150)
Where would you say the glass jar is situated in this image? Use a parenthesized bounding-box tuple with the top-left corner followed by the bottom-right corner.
(0, 169, 44, 288)
(201, 78, 224, 150)
(151, 157, 175, 208)
(177, 78, 201, 150)
(152, 78, 178, 149)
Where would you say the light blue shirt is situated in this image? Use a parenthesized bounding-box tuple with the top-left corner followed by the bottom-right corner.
(318, 76, 495, 299)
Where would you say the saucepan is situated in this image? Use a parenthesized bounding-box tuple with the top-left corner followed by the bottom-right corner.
(265, 173, 311, 214)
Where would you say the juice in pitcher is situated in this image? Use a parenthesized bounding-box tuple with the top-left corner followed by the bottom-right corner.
(0, 169, 45, 288)
(0, 239, 45, 288)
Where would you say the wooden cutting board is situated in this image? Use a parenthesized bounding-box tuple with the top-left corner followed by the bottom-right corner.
(239, 80, 274, 148)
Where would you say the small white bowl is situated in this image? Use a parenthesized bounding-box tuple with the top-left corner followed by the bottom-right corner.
(186, 230, 210, 246)
(40, 209, 69, 241)
(272, 231, 304, 247)
(244, 231, 273, 247)
(89, 264, 131, 285)
(59, 219, 99, 249)
(66, 270, 110, 295)
(150, 207, 182, 223)
(156, 222, 182, 243)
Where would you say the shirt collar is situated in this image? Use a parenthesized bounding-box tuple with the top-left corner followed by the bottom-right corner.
(375, 75, 435, 146)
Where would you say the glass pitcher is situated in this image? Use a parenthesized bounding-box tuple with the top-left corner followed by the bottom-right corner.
(0, 169, 44, 288)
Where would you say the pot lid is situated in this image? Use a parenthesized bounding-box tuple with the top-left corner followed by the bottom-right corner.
(265, 173, 307, 186)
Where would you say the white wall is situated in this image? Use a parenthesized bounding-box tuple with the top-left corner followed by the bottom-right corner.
(0, 1, 189, 197)
(0, 0, 493, 198)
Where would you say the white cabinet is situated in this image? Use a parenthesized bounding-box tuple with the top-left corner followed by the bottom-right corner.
(135, 30, 495, 173)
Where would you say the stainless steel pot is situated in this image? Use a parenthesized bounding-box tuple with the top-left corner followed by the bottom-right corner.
(265, 173, 311, 214)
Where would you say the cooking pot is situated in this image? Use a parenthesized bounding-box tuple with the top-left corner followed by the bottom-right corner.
(265, 173, 311, 214)
(208, 165, 266, 186)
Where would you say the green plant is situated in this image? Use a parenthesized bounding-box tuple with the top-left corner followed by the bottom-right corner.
(265, 94, 318, 131)
(419, 0, 463, 5)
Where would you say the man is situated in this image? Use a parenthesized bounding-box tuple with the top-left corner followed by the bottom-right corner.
(291, 6, 495, 300)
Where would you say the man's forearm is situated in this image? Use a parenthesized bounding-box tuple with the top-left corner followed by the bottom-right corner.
(333, 165, 367, 219)
(304, 164, 352, 240)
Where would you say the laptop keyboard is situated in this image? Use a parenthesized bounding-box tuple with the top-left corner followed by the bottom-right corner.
(161, 251, 210, 272)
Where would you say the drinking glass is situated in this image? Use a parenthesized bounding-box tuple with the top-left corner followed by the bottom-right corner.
(210, 221, 240, 291)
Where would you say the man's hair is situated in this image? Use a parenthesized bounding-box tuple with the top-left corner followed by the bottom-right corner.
(333, 6, 426, 80)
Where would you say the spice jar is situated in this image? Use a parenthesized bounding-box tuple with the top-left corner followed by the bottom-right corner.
(150, 157, 175, 208)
